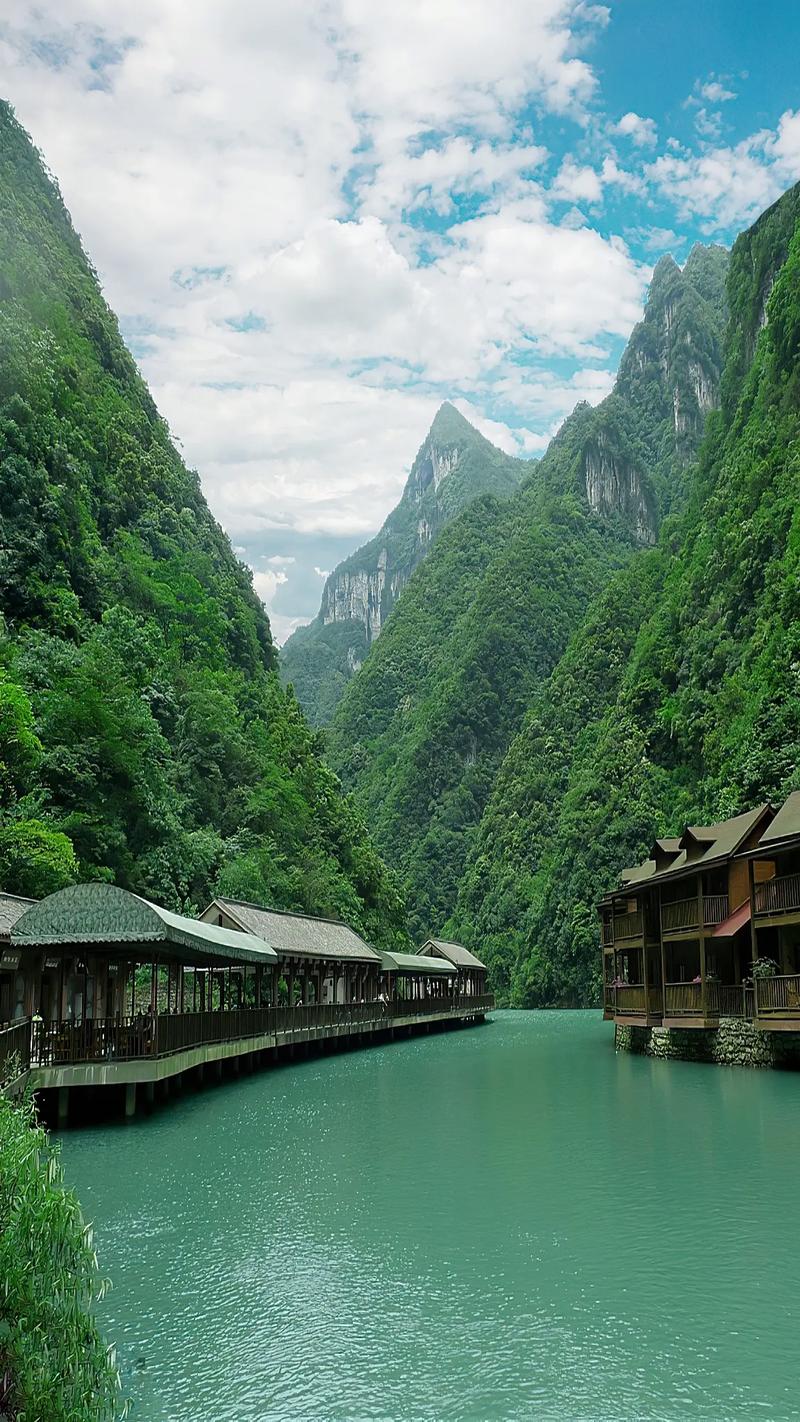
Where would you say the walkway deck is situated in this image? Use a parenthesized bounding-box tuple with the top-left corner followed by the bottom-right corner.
(0, 997, 494, 1117)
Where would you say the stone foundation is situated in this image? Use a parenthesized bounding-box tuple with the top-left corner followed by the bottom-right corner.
(614, 1019, 800, 1068)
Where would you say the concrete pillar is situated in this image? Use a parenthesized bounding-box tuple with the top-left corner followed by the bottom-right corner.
(124, 1082, 137, 1119)
(144, 1081, 155, 1110)
(57, 1086, 70, 1129)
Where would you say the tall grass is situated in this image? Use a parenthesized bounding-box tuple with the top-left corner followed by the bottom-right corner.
(0, 1089, 125, 1420)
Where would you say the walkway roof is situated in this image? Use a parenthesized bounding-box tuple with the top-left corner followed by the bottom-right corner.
(0, 893, 37, 943)
(12, 884, 278, 967)
(380, 951, 456, 976)
(202, 898, 381, 964)
(417, 936, 486, 971)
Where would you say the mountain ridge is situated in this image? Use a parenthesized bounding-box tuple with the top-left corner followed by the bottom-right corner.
(325, 239, 730, 942)
(280, 402, 525, 724)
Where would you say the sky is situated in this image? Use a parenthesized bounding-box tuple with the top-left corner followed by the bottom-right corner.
(1, 1, 800, 642)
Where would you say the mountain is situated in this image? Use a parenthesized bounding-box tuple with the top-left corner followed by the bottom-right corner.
(450, 184, 800, 1005)
(326, 243, 729, 941)
(280, 402, 524, 724)
(0, 103, 405, 948)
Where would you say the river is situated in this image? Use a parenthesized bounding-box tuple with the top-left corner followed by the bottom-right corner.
(61, 1011, 800, 1421)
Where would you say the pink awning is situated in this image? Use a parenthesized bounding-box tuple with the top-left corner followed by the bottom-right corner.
(712, 900, 752, 938)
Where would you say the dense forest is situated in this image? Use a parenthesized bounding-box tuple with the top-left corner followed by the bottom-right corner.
(450, 180, 800, 1006)
(281, 401, 523, 725)
(327, 242, 729, 950)
(0, 103, 406, 949)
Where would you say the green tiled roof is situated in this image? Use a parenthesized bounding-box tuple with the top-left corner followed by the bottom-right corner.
(380, 951, 457, 976)
(12, 883, 277, 966)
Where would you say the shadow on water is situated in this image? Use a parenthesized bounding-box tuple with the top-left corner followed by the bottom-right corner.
(60, 1012, 800, 1421)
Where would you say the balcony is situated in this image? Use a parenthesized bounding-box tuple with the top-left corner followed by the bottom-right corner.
(606, 984, 662, 1019)
(754, 874, 800, 918)
(612, 910, 644, 942)
(661, 895, 728, 934)
(753, 974, 800, 1020)
(664, 982, 754, 1021)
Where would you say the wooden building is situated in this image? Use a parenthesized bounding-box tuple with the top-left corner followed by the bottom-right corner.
(599, 794, 800, 1031)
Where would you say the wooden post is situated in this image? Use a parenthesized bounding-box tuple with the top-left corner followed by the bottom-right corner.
(698, 876, 707, 1017)
(658, 888, 667, 1016)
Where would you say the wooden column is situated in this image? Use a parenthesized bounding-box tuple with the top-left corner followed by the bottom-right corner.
(698, 876, 707, 1016)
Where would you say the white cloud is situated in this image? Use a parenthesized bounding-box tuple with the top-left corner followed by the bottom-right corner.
(614, 111, 657, 147)
(648, 110, 800, 233)
(698, 79, 737, 105)
(313, 566, 330, 578)
(266, 554, 296, 567)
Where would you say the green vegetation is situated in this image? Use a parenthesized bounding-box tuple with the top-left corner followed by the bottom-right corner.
(328, 243, 729, 945)
(280, 402, 524, 725)
(0, 1090, 124, 1420)
(0, 103, 405, 948)
(449, 183, 800, 1005)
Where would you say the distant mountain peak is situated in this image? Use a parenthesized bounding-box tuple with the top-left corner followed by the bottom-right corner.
(428, 401, 479, 442)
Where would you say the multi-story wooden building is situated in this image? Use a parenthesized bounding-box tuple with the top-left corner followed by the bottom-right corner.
(600, 793, 800, 1033)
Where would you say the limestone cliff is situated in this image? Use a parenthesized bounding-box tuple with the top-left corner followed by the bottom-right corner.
(281, 404, 524, 724)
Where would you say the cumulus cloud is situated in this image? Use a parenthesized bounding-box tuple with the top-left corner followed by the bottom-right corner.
(313, 567, 330, 579)
(613, 112, 657, 147)
(648, 110, 800, 233)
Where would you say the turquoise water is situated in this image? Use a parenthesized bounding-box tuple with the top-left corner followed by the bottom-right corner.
(61, 1012, 800, 1421)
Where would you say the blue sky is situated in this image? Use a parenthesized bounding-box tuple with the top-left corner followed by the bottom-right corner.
(1, 0, 799, 639)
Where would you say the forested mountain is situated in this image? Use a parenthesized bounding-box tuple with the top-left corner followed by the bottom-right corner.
(280, 402, 524, 724)
(327, 244, 729, 941)
(0, 103, 405, 948)
(451, 183, 800, 1005)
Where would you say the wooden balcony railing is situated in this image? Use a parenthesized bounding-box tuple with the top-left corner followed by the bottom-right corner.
(754, 874, 800, 917)
(753, 975, 800, 1017)
(22, 996, 495, 1070)
(664, 982, 703, 1015)
(661, 895, 728, 933)
(613, 911, 644, 942)
(664, 982, 753, 1019)
(608, 985, 662, 1016)
(602, 921, 613, 947)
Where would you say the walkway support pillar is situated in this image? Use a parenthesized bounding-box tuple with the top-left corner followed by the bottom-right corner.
(57, 1086, 69, 1129)
(124, 1082, 137, 1119)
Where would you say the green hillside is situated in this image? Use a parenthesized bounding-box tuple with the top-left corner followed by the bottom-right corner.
(327, 244, 729, 941)
(0, 102, 405, 947)
(280, 402, 524, 724)
(450, 183, 800, 1004)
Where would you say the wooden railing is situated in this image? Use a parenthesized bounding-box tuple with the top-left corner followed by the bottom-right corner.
(664, 982, 703, 1016)
(607, 986, 662, 1017)
(754, 975, 800, 1017)
(708, 984, 754, 1019)
(602, 921, 613, 947)
(26, 996, 494, 1068)
(662, 895, 728, 933)
(754, 874, 800, 917)
(0, 1018, 32, 1082)
(664, 982, 754, 1019)
(613, 911, 643, 942)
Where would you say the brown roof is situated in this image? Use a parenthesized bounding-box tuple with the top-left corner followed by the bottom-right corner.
(417, 937, 486, 970)
(0, 893, 36, 941)
(756, 790, 800, 848)
(612, 804, 771, 893)
(203, 899, 381, 963)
